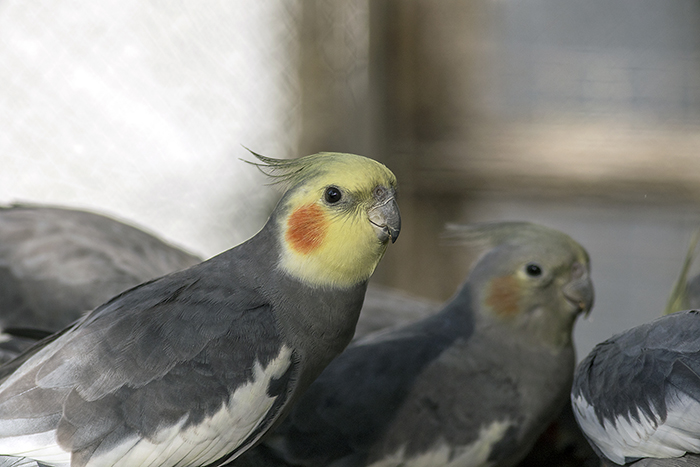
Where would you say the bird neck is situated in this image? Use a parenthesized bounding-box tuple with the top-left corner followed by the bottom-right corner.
(270, 275, 367, 389)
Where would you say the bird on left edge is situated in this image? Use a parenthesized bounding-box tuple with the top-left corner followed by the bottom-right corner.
(0, 151, 400, 467)
(0, 204, 203, 363)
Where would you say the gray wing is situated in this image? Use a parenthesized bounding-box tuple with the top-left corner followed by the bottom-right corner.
(362, 333, 522, 467)
(0, 262, 299, 467)
(0, 204, 200, 331)
(598, 454, 700, 466)
(572, 310, 700, 465)
(627, 455, 700, 466)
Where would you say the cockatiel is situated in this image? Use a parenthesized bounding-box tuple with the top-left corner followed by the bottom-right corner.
(572, 310, 700, 467)
(572, 231, 700, 467)
(0, 151, 400, 467)
(249, 221, 593, 467)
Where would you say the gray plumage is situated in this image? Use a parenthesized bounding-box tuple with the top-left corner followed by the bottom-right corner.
(572, 309, 700, 466)
(0, 204, 201, 365)
(600, 456, 700, 467)
(0, 204, 201, 331)
(353, 285, 437, 338)
(0, 152, 400, 467)
(249, 221, 593, 467)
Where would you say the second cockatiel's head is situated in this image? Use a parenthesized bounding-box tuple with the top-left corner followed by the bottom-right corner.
(447, 222, 594, 349)
(250, 151, 400, 289)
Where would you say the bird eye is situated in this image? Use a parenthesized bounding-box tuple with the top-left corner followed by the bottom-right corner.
(525, 263, 542, 277)
(324, 186, 342, 204)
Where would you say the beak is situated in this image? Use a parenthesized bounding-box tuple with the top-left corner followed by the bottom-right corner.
(368, 190, 401, 244)
(563, 262, 594, 317)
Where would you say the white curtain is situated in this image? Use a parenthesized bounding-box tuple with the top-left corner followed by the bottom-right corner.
(0, 0, 303, 257)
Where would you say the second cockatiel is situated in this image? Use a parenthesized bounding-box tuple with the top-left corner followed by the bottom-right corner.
(255, 222, 593, 467)
(0, 151, 400, 467)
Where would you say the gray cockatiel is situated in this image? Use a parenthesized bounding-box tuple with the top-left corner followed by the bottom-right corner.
(0, 204, 202, 331)
(571, 231, 700, 467)
(572, 310, 700, 467)
(249, 221, 593, 467)
(0, 151, 400, 467)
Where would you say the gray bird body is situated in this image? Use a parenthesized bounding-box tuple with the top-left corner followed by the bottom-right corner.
(572, 310, 700, 466)
(0, 152, 401, 467)
(0, 204, 201, 331)
(256, 222, 593, 467)
(0, 218, 359, 466)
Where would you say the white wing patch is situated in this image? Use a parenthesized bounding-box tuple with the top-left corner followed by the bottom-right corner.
(367, 420, 513, 467)
(0, 457, 48, 467)
(0, 346, 293, 467)
(0, 430, 68, 464)
(572, 391, 700, 465)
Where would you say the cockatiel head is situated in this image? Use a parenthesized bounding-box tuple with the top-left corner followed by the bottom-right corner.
(250, 151, 400, 288)
(446, 221, 594, 348)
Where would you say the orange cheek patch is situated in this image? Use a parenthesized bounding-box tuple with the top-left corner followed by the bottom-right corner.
(485, 275, 521, 318)
(286, 204, 329, 255)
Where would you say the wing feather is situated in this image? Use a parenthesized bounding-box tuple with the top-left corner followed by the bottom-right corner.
(572, 310, 700, 464)
(0, 262, 292, 467)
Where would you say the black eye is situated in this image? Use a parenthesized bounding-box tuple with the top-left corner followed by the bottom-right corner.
(324, 186, 342, 204)
(525, 263, 542, 277)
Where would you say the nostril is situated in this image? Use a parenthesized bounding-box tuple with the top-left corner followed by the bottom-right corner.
(571, 262, 585, 279)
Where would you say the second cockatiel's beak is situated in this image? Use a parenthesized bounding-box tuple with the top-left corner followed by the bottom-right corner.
(563, 261, 594, 317)
(368, 187, 401, 244)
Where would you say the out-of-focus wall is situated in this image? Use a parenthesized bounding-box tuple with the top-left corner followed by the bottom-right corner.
(364, 0, 700, 359)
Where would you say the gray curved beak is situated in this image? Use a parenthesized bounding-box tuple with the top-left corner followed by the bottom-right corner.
(369, 194, 401, 244)
(563, 262, 594, 317)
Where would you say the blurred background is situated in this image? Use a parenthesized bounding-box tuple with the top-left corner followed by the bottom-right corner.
(2, 0, 700, 360)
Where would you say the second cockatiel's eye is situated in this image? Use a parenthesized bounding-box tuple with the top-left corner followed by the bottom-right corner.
(324, 186, 342, 204)
(525, 263, 543, 277)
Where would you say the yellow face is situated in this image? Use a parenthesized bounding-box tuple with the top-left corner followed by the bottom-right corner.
(275, 153, 399, 289)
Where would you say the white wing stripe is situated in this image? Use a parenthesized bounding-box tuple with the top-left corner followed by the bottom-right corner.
(573, 391, 700, 464)
(0, 346, 293, 467)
